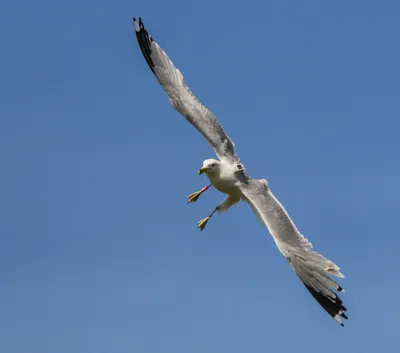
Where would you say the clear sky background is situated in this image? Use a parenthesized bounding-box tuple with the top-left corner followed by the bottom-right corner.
(1, 1, 399, 352)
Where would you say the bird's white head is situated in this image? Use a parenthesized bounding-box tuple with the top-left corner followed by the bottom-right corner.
(198, 159, 221, 175)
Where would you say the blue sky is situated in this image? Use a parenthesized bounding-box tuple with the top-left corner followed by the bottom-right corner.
(1, 1, 399, 352)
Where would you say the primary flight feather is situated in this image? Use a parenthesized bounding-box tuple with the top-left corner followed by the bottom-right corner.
(133, 17, 348, 326)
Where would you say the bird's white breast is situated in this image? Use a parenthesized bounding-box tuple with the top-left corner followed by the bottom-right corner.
(206, 165, 239, 195)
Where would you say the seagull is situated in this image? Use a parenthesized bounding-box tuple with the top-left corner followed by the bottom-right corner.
(133, 17, 348, 326)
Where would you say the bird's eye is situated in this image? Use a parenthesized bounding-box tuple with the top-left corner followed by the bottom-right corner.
(211, 163, 216, 167)
(237, 164, 243, 170)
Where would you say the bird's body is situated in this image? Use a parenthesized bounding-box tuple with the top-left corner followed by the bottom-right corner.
(133, 17, 348, 326)
(202, 160, 240, 194)
(199, 159, 243, 215)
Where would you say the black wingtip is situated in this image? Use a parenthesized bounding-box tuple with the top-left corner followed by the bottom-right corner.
(303, 283, 348, 326)
(133, 16, 156, 74)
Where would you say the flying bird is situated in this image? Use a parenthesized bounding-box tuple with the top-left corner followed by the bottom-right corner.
(133, 17, 348, 326)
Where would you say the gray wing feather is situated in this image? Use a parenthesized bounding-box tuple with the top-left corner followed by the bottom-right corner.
(240, 179, 348, 326)
(133, 17, 239, 164)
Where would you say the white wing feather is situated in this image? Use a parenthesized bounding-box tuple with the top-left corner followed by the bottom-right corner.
(133, 18, 240, 165)
(240, 179, 348, 326)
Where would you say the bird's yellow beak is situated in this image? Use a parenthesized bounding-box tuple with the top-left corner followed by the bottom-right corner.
(198, 167, 207, 175)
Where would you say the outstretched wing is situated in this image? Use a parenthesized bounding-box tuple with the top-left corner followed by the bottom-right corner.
(133, 17, 239, 165)
(240, 179, 348, 326)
